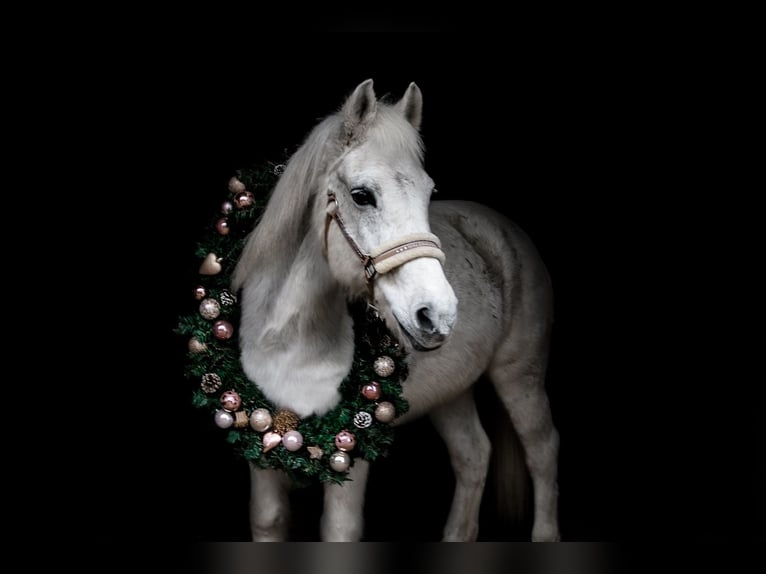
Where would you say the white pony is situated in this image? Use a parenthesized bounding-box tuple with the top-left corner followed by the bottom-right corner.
(231, 79, 559, 541)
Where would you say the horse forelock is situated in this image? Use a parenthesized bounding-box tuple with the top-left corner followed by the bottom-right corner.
(232, 102, 423, 294)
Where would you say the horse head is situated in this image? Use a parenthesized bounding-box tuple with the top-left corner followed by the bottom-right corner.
(323, 79, 458, 351)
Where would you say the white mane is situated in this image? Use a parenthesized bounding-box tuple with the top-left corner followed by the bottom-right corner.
(231, 100, 424, 417)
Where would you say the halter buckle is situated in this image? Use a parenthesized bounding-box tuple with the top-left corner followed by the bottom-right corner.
(363, 256, 377, 283)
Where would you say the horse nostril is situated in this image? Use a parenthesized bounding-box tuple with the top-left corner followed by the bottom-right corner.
(416, 306, 435, 334)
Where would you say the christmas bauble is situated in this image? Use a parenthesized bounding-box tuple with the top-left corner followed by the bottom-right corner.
(273, 409, 300, 434)
(249, 408, 273, 432)
(374, 401, 396, 423)
(329, 451, 351, 472)
(373, 356, 395, 377)
(212, 320, 234, 340)
(334, 430, 356, 452)
(234, 191, 255, 209)
(215, 218, 230, 236)
(220, 390, 242, 412)
(282, 430, 304, 452)
(361, 382, 381, 400)
(194, 286, 207, 301)
(221, 200, 234, 214)
(199, 298, 221, 320)
(214, 410, 234, 429)
(228, 176, 246, 193)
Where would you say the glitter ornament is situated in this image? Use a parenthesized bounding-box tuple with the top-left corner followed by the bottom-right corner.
(334, 430, 356, 452)
(273, 409, 300, 434)
(200, 372, 222, 393)
(282, 430, 304, 452)
(329, 451, 351, 472)
(199, 253, 222, 275)
(262, 431, 282, 452)
(199, 298, 221, 320)
(220, 390, 242, 412)
(373, 356, 395, 377)
(212, 320, 234, 340)
(234, 191, 255, 209)
(249, 408, 273, 432)
(215, 218, 230, 235)
(214, 410, 234, 429)
(374, 401, 396, 423)
(194, 286, 207, 300)
(353, 411, 373, 429)
(188, 337, 207, 354)
(361, 382, 381, 400)
(228, 176, 246, 193)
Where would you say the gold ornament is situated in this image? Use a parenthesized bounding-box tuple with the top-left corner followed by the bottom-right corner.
(233, 411, 249, 428)
(273, 409, 300, 434)
(307, 446, 324, 459)
(374, 401, 396, 423)
(249, 408, 273, 432)
(199, 253, 222, 275)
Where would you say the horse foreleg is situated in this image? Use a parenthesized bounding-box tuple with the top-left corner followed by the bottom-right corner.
(249, 463, 291, 541)
(430, 389, 491, 541)
(490, 365, 560, 541)
(320, 458, 369, 541)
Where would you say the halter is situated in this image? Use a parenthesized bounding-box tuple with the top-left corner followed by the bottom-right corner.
(326, 192, 446, 283)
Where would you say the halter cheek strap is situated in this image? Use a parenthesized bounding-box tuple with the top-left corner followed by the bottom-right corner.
(326, 192, 446, 283)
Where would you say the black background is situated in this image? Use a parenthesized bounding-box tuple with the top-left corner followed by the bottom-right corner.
(64, 18, 762, 544)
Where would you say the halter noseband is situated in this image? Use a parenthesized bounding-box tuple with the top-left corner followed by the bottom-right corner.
(326, 192, 446, 283)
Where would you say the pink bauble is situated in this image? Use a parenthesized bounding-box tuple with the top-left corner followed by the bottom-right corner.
(234, 191, 255, 209)
(221, 200, 234, 214)
(334, 430, 356, 452)
(215, 218, 230, 235)
(361, 382, 381, 400)
(220, 390, 242, 412)
(282, 430, 304, 452)
(194, 286, 207, 301)
(212, 320, 234, 340)
(214, 410, 234, 429)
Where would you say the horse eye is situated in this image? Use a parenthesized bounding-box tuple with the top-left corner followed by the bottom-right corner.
(350, 187, 376, 207)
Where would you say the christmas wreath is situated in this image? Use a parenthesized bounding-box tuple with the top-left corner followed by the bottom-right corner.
(176, 163, 410, 486)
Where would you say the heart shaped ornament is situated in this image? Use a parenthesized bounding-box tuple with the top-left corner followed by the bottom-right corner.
(262, 431, 282, 453)
(199, 253, 222, 275)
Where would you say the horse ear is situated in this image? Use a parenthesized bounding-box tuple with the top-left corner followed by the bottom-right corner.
(342, 79, 377, 140)
(396, 82, 423, 130)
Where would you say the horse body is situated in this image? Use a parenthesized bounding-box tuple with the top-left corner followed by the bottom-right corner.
(231, 80, 559, 541)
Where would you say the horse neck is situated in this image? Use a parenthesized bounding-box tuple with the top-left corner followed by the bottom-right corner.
(237, 227, 355, 418)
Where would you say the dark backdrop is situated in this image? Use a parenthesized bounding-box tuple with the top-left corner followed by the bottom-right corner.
(73, 26, 762, 543)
